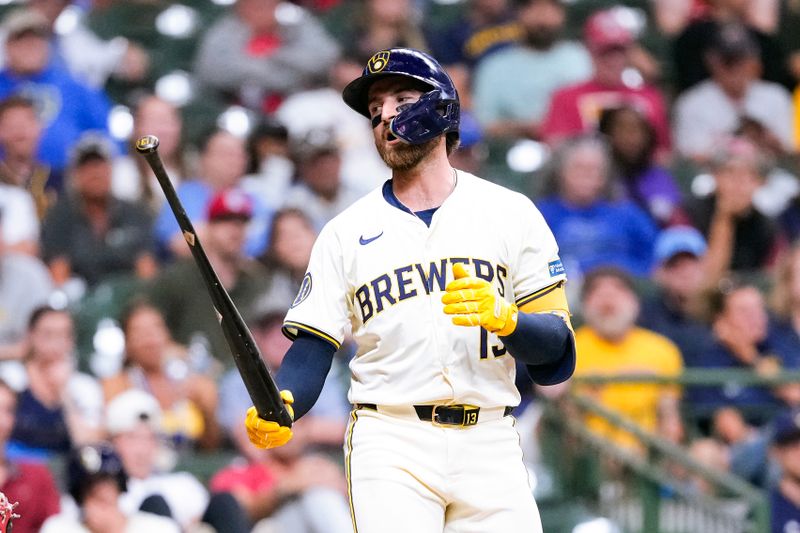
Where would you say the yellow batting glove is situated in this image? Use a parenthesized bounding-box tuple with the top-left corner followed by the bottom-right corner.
(245, 390, 295, 449)
(442, 263, 519, 336)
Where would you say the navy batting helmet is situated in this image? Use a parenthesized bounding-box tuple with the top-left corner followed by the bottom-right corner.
(342, 48, 460, 145)
(67, 443, 128, 505)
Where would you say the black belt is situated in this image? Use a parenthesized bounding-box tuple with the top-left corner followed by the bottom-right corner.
(356, 404, 514, 427)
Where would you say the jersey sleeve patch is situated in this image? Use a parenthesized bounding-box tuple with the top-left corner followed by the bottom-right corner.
(547, 259, 565, 277)
(282, 320, 342, 350)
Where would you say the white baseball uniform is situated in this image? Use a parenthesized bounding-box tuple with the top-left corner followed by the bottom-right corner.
(283, 170, 567, 532)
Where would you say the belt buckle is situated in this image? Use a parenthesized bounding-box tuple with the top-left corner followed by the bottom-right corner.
(431, 404, 480, 427)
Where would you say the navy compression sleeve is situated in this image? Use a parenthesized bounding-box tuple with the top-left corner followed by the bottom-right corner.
(500, 312, 573, 366)
(275, 332, 337, 421)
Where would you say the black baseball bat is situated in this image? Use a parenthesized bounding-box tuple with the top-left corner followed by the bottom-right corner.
(135, 135, 293, 428)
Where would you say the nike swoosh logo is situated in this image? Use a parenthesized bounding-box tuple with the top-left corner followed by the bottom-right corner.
(359, 231, 383, 245)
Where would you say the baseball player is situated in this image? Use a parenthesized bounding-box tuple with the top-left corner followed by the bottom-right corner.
(245, 48, 576, 532)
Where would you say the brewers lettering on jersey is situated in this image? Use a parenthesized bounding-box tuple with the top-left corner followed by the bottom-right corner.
(245, 48, 577, 533)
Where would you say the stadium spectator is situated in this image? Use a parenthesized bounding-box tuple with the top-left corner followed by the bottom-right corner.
(684, 137, 779, 278)
(598, 105, 686, 226)
(242, 118, 295, 211)
(9, 306, 103, 460)
(149, 189, 271, 370)
(572, 267, 684, 452)
(336, 0, 427, 65)
(102, 301, 221, 451)
(471, 0, 591, 141)
(0, 379, 60, 533)
(19, 0, 149, 88)
(687, 281, 800, 426)
(112, 96, 186, 212)
(276, 53, 388, 191)
(106, 390, 249, 532)
(537, 135, 658, 279)
(41, 443, 181, 533)
(429, 0, 520, 68)
(0, 211, 52, 366)
(0, 9, 111, 174)
(194, 0, 339, 112)
(254, 208, 317, 312)
(639, 226, 715, 364)
(673, 23, 794, 161)
(153, 129, 272, 259)
(672, 0, 791, 92)
(283, 128, 364, 231)
(769, 410, 800, 532)
(540, 9, 671, 152)
(41, 134, 157, 287)
(0, 95, 58, 218)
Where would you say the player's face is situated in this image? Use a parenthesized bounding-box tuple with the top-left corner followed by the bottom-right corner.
(367, 77, 439, 171)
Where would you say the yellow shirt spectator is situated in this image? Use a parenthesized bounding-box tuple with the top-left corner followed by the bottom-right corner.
(574, 325, 683, 451)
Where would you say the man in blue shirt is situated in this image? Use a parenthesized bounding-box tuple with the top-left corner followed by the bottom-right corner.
(0, 9, 110, 174)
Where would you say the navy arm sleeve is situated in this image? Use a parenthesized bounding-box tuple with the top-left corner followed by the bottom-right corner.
(274, 332, 337, 421)
(500, 312, 576, 386)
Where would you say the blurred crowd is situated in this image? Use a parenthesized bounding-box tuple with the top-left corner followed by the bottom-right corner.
(0, 0, 799, 531)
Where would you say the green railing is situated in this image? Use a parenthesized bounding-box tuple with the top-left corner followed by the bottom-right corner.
(537, 368, 799, 533)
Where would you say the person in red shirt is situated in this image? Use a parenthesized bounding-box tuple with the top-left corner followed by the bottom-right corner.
(541, 8, 671, 153)
(0, 379, 60, 533)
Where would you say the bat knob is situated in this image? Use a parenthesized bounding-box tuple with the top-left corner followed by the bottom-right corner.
(135, 135, 160, 154)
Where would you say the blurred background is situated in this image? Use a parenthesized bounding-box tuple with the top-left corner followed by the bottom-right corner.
(0, 0, 799, 531)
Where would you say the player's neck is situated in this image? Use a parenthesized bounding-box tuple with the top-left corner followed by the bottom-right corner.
(391, 155, 456, 212)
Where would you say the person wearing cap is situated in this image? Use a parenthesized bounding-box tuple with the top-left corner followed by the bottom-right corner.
(573, 266, 684, 452)
(769, 410, 800, 532)
(153, 129, 272, 260)
(149, 188, 271, 369)
(639, 226, 715, 364)
(672, 0, 791, 93)
(683, 136, 780, 278)
(283, 128, 363, 232)
(540, 7, 671, 152)
(105, 390, 249, 533)
(0, 8, 111, 174)
(472, 0, 592, 141)
(674, 23, 794, 161)
(41, 133, 157, 287)
(40, 443, 181, 533)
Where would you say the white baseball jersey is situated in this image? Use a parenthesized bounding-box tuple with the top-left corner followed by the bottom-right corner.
(283, 170, 566, 408)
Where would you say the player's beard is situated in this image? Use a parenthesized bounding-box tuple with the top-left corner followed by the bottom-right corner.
(376, 137, 439, 171)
